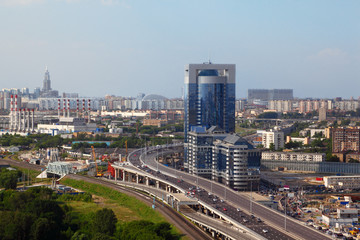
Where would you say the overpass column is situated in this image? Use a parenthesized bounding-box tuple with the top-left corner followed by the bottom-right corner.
(136, 174, 139, 184)
(114, 169, 117, 183)
(123, 170, 126, 182)
(146, 177, 149, 186)
(156, 180, 159, 189)
(128, 172, 132, 182)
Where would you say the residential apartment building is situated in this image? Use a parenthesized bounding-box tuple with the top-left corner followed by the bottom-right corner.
(332, 127, 360, 153)
(262, 129, 284, 150)
(268, 100, 293, 112)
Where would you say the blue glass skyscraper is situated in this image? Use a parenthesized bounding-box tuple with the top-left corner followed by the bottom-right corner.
(184, 62, 236, 141)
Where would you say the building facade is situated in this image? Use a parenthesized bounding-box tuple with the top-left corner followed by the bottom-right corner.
(324, 175, 360, 189)
(332, 127, 360, 153)
(262, 152, 325, 162)
(184, 62, 236, 141)
(248, 89, 293, 103)
(186, 126, 261, 191)
(262, 130, 284, 150)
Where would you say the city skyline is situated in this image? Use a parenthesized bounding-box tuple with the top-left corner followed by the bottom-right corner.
(0, 1, 359, 99)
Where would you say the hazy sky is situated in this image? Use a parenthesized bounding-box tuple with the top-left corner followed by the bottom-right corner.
(0, 0, 359, 99)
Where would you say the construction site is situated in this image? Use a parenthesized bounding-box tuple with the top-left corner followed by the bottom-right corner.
(19, 141, 129, 179)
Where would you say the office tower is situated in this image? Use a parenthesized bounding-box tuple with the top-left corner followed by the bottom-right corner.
(184, 62, 236, 141)
(42, 66, 51, 92)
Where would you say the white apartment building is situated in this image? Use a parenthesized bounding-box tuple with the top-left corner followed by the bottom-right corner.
(324, 175, 360, 189)
(262, 130, 284, 150)
(268, 100, 293, 112)
(262, 152, 325, 162)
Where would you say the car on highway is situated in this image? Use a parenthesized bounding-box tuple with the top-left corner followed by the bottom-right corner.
(220, 199, 224, 203)
(243, 219, 248, 223)
(251, 214, 255, 219)
(223, 207, 227, 211)
(262, 229, 268, 233)
(236, 208, 240, 212)
(257, 218, 262, 222)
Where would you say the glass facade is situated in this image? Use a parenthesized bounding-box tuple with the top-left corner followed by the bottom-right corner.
(184, 74, 235, 140)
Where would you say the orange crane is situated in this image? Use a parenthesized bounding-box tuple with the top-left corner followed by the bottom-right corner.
(91, 146, 103, 177)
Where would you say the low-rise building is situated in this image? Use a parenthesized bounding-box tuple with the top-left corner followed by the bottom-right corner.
(322, 208, 358, 227)
(262, 152, 325, 162)
(324, 175, 360, 189)
(37, 117, 97, 135)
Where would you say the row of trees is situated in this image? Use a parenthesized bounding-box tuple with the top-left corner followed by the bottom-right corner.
(0, 187, 180, 240)
(0, 134, 66, 149)
(0, 132, 176, 151)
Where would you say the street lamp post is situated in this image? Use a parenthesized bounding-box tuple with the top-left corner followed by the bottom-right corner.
(284, 195, 287, 231)
(250, 180, 253, 214)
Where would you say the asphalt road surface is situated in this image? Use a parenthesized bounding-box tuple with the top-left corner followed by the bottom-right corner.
(134, 147, 331, 240)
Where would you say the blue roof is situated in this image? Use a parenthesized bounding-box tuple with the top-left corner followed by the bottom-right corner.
(198, 69, 219, 76)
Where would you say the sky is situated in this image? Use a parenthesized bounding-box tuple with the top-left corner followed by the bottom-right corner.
(0, 0, 359, 99)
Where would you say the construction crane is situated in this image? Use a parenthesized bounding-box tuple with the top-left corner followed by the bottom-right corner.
(91, 146, 103, 177)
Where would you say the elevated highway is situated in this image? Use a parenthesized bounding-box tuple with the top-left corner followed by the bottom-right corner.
(123, 144, 331, 240)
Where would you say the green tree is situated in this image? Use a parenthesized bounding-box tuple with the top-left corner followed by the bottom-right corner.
(30, 218, 57, 240)
(0, 169, 20, 190)
(257, 112, 278, 119)
(71, 231, 89, 240)
(348, 158, 359, 163)
(326, 153, 340, 162)
(269, 143, 275, 151)
(92, 208, 117, 236)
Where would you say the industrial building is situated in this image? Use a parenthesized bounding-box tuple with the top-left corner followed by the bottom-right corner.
(8, 94, 35, 133)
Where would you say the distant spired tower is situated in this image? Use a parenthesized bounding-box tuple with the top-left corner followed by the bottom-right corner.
(42, 66, 52, 92)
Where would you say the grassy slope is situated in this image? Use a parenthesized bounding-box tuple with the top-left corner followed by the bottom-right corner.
(61, 178, 166, 223)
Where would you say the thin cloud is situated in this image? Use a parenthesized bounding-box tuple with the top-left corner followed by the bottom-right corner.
(100, 0, 130, 8)
(0, 0, 44, 6)
(308, 48, 349, 65)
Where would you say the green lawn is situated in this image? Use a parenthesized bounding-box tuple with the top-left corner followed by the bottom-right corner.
(61, 178, 166, 223)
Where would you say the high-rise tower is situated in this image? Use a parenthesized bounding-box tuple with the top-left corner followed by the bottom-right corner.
(184, 62, 236, 141)
(42, 66, 51, 92)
